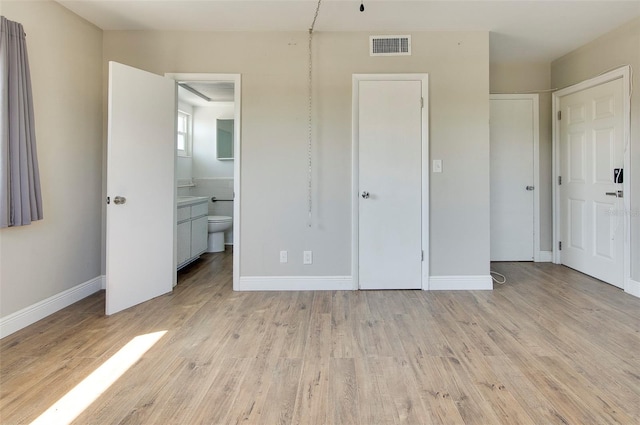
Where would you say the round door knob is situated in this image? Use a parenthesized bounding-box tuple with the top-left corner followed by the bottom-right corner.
(113, 196, 127, 205)
(361, 191, 370, 199)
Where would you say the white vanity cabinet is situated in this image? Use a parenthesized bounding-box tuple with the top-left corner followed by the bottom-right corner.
(177, 221, 191, 266)
(191, 216, 208, 255)
(177, 197, 209, 270)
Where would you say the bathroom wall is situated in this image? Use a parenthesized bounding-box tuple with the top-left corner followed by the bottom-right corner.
(193, 102, 235, 178)
(190, 101, 235, 244)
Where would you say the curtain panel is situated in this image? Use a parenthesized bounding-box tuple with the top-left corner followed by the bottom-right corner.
(0, 16, 43, 228)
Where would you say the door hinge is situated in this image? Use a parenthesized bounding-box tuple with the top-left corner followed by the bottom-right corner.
(559, 241, 562, 251)
(557, 110, 562, 120)
(558, 176, 562, 185)
(421, 97, 424, 109)
(421, 250, 424, 261)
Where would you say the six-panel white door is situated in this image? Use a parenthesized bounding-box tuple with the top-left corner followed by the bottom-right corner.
(106, 62, 177, 315)
(559, 78, 624, 288)
(490, 96, 536, 261)
(358, 80, 423, 289)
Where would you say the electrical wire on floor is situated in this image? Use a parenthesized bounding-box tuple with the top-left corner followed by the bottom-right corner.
(490, 270, 507, 285)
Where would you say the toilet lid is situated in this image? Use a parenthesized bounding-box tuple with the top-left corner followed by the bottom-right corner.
(208, 215, 232, 222)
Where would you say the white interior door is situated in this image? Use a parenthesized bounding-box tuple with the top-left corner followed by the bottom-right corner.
(490, 96, 536, 261)
(358, 79, 423, 289)
(106, 62, 177, 315)
(559, 78, 624, 288)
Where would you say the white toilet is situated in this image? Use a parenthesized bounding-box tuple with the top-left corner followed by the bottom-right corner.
(207, 216, 232, 253)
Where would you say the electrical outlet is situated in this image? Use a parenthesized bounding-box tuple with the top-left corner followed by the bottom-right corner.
(303, 251, 313, 265)
(280, 250, 288, 263)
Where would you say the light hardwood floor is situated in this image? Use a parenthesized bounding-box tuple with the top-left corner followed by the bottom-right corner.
(1, 251, 639, 424)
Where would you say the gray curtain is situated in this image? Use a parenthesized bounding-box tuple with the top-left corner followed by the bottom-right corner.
(0, 16, 43, 228)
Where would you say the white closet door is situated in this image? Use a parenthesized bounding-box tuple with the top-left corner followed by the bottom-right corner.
(490, 96, 535, 261)
(358, 80, 423, 290)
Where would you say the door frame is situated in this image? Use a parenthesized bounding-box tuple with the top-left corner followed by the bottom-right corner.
(552, 66, 631, 290)
(489, 94, 541, 261)
(165, 73, 241, 291)
(351, 74, 429, 290)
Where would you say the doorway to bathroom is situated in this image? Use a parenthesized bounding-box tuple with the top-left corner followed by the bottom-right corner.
(106, 65, 241, 316)
(167, 73, 241, 290)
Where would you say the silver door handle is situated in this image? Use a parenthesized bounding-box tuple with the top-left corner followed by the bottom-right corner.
(113, 196, 127, 205)
(605, 191, 623, 198)
(361, 191, 370, 199)
(526, 186, 535, 191)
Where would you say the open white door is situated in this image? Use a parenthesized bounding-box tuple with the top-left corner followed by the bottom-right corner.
(106, 62, 176, 315)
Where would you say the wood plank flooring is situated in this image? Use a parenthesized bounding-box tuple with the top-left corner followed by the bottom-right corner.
(1, 251, 639, 424)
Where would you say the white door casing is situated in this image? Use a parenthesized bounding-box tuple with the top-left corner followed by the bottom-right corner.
(106, 62, 177, 315)
(490, 95, 539, 261)
(352, 75, 428, 290)
(554, 71, 628, 289)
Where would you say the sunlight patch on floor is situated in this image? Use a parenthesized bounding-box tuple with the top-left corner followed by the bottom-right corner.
(30, 330, 167, 425)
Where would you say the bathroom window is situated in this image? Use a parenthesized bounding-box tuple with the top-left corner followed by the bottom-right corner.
(177, 110, 192, 157)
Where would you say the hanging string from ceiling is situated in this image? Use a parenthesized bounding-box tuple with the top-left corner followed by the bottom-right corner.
(306, 0, 322, 228)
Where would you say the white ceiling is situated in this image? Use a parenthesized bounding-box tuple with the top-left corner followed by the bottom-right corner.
(56, 0, 640, 62)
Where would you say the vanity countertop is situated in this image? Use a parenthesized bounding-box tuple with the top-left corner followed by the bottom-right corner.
(177, 196, 208, 207)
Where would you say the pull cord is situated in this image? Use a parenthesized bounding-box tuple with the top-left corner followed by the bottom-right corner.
(307, 0, 322, 227)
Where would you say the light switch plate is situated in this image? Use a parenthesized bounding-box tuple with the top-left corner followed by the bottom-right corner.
(433, 159, 443, 173)
(280, 250, 288, 263)
(303, 251, 313, 265)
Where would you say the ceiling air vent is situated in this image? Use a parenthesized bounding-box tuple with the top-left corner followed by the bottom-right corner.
(370, 35, 411, 56)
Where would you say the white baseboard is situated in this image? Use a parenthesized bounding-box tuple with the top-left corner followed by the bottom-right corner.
(101, 275, 106, 290)
(428, 275, 493, 291)
(536, 251, 553, 262)
(237, 276, 354, 291)
(239, 275, 494, 291)
(625, 278, 640, 298)
(0, 276, 103, 339)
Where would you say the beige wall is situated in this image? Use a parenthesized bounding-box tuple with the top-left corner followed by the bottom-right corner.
(103, 30, 491, 278)
(0, 1, 103, 316)
(551, 17, 640, 281)
(490, 62, 553, 252)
